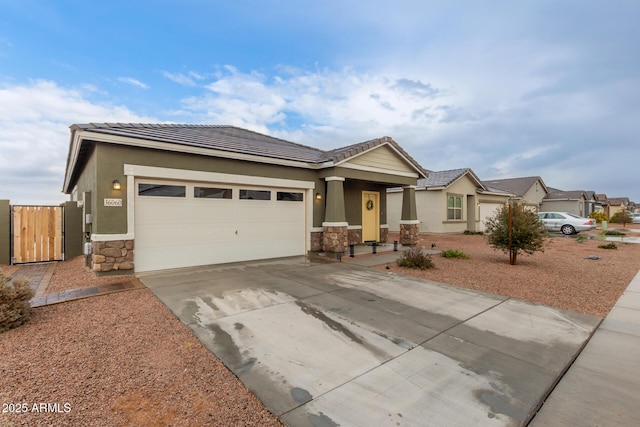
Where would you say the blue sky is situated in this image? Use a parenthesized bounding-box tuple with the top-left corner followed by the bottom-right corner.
(1, 0, 640, 204)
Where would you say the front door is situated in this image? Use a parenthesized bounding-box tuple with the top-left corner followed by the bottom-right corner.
(362, 191, 380, 242)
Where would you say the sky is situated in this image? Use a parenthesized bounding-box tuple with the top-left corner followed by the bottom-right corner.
(1, 0, 639, 205)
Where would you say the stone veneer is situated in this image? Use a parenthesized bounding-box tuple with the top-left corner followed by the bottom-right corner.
(380, 227, 388, 243)
(322, 226, 348, 253)
(92, 240, 134, 272)
(399, 223, 420, 245)
(347, 228, 362, 245)
(310, 231, 323, 252)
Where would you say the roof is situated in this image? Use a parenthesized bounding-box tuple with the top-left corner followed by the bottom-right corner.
(416, 168, 481, 189)
(64, 123, 428, 192)
(481, 176, 547, 197)
(544, 188, 587, 200)
(608, 197, 629, 206)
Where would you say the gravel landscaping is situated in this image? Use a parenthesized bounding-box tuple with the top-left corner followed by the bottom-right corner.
(1, 224, 639, 425)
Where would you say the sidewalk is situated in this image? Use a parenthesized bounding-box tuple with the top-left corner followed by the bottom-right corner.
(529, 269, 640, 426)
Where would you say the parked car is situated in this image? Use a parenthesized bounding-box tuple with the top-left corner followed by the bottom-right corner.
(537, 212, 597, 235)
(630, 213, 640, 224)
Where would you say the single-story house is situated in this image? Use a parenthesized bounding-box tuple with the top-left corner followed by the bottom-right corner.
(596, 194, 610, 218)
(540, 188, 588, 216)
(387, 168, 513, 234)
(62, 123, 427, 274)
(584, 191, 602, 216)
(481, 176, 548, 212)
(607, 197, 629, 219)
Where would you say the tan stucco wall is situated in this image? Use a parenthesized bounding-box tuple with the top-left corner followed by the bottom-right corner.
(521, 181, 546, 209)
(540, 200, 585, 216)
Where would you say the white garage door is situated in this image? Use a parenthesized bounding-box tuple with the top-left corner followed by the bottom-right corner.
(134, 179, 307, 272)
(479, 203, 504, 232)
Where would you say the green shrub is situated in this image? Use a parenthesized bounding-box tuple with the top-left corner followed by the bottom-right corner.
(576, 235, 585, 243)
(610, 211, 632, 225)
(0, 272, 34, 333)
(598, 242, 618, 249)
(589, 211, 607, 223)
(397, 248, 434, 270)
(604, 230, 626, 236)
(441, 249, 469, 259)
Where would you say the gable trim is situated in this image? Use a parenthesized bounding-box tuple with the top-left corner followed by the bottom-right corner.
(332, 141, 425, 178)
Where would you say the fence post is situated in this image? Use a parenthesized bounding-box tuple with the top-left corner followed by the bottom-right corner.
(0, 200, 10, 265)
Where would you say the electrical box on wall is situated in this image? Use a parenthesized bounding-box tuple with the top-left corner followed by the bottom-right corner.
(83, 242, 92, 256)
(85, 214, 92, 224)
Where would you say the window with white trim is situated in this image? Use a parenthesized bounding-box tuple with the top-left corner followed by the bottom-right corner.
(447, 194, 463, 220)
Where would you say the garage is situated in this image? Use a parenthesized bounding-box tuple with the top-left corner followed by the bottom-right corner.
(479, 202, 504, 232)
(134, 179, 307, 272)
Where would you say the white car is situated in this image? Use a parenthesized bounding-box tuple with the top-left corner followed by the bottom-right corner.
(537, 212, 597, 235)
(630, 213, 640, 224)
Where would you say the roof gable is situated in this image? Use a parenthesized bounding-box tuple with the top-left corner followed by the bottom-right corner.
(481, 176, 547, 197)
(417, 168, 483, 189)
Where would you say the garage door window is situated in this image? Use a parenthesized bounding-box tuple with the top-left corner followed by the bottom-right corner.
(195, 187, 232, 199)
(277, 192, 303, 201)
(139, 184, 186, 197)
(240, 189, 271, 200)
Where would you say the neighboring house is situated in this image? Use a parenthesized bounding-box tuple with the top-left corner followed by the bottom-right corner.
(387, 168, 512, 234)
(540, 188, 588, 216)
(608, 197, 629, 218)
(62, 123, 427, 274)
(584, 191, 602, 216)
(481, 176, 548, 212)
(596, 194, 609, 218)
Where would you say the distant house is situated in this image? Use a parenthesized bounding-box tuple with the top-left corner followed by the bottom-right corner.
(387, 168, 512, 233)
(596, 194, 610, 218)
(540, 188, 588, 216)
(607, 197, 629, 218)
(584, 191, 601, 216)
(481, 176, 548, 212)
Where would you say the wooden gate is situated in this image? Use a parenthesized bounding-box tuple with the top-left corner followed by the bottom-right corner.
(11, 205, 63, 264)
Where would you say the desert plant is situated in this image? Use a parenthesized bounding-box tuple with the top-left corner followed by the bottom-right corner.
(598, 242, 618, 249)
(589, 211, 607, 223)
(396, 247, 434, 270)
(441, 249, 469, 259)
(576, 235, 585, 243)
(484, 202, 547, 265)
(0, 272, 34, 333)
(610, 211, 631, 226)
(603, 230, 626, 236)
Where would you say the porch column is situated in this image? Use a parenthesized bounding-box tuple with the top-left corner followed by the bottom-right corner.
(322, 176, 348, 253)
(400, 185, 420, 245)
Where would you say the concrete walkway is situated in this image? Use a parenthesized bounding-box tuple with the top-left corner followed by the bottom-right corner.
(529, 269, 640, 426)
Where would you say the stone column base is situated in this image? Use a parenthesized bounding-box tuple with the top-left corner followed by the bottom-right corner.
(399, 223, 420, 245)
(380, 227, 389, 243)
(347, 228, 362, 245)
(91, 240, 135, 273)
(323, 226, 348, 253)
(310, 231, 323, 252)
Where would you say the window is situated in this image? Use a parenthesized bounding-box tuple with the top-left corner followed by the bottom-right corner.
(239, 189, 271, 200)
(277, 192, 303, 202)
(195, 187, 232, 199)
(138, 184, 186, 197)
(447, 195, 462, 220)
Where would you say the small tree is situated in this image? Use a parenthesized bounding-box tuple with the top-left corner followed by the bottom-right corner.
(610, 211, 631, 227)
(484, 202, 547, 265)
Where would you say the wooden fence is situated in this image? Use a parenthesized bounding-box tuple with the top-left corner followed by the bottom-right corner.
(12, 205, 63, 264)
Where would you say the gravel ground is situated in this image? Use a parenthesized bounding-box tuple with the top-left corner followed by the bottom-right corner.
(377, 225, 640, 318)
(1, 224, 638, 425)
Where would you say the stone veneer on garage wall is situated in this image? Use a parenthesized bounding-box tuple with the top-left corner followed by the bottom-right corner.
(91, 240, 134, 272)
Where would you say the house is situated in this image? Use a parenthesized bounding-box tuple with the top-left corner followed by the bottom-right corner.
(596, 194, 610, 218)
(540, 188, 588, 216)
(62, 123, 427, 274)
(607, 197, 629, 218)
(387, 168, 512, 234)
(584, 191, 602, 216)
(481, 176, 548, 212)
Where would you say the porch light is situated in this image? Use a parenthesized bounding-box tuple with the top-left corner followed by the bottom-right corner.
(315, 192, 322, 200)
(112, 180, 121, 190)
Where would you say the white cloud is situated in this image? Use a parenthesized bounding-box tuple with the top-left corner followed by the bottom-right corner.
(117, 77, 149, 89)
(0, 80, 156, 204)
(162, 70, 206, 87)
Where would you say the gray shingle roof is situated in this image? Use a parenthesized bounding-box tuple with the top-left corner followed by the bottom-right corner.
(417, 168, 472, 188)
(481, 176, 546, 197)
(544, 188, 586, 200)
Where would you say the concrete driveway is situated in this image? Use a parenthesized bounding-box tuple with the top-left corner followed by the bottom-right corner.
(141, 257, 600, 427)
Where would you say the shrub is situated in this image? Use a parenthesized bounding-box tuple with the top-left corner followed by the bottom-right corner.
(0, 272, 34, 333)
(576, 235, 585, 243)
(589, 211, 607, 223)
(610, 211, 632, 226)
(598, 242, 618, 249)
(397, 248, 434, 270)
(441, 249, 469, 259)
(604, 230, 625, 236)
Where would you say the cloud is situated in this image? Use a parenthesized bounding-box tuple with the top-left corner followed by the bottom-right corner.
(117, 77, 149, 89)
(0, 80, 156, 204)
(162, 70, 206, 87)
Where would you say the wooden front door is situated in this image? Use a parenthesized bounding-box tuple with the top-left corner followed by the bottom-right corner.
(362, 191, 380, 242)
